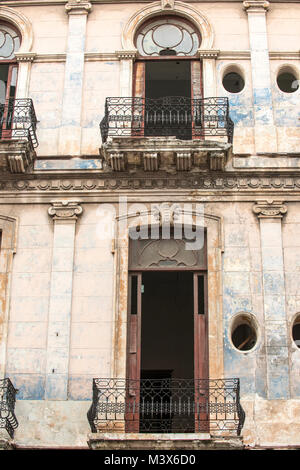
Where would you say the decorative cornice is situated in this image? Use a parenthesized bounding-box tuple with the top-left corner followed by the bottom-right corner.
(252, 200, 287, 219)
(48, 200, 83, 221)
(198, 49, 220, 59)
(243, 0, 270, 12)
(2, 174, 300, 193)
(65, 0, 92, 15)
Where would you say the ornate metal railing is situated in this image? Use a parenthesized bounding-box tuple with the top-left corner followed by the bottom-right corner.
(0, 98, 38, 149)
(87, 378, 245, 436)
(100, 96, 234, 144)
(0, 378, 18, 438)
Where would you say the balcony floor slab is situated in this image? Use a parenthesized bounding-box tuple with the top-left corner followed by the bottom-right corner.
(87, 432, 244, 450)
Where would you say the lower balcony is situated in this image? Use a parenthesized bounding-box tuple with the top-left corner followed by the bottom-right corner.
(87, 378, 245, 450)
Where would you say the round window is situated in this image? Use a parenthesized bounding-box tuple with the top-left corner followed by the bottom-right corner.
(292, 316, 300, 348)
(231, 314, 258, 352)
(277, 71, 299, 93)
(222, 72, 245, 94)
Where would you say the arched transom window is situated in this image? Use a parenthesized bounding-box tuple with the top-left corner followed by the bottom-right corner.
(0, 24, 20, 60)
(135, 17, 201, 57)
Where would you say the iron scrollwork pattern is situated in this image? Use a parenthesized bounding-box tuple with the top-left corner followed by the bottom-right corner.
(0, 378, 18, 438)
(100, 96, 234, 144)
(0, 98, 38, 150)
(87, 378, 245, 436)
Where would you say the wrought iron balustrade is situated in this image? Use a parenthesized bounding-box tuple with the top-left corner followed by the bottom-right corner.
(87, 378, 245, 436)
(0, 98, 38, 149)
(100, 96, 234, 144)
(0, 378, 18, 438)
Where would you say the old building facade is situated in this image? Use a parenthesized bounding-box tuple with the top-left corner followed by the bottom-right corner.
(0, 0, 300, 450)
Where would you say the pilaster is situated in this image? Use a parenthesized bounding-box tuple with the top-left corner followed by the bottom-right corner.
(243, 0, 277, 154)
(253, 200, 289, 399)
(58, 1, 92, 155)
(116, 51, 137, 97)
(199, 49, 219, 98)
(46, 200, 83, 400)
(15, 53, 36, 99)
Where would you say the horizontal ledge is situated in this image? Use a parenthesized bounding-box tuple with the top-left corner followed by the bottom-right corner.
(30, 51, 300, 63)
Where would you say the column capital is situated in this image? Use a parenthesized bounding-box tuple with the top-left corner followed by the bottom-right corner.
(198, 49, 220, 59)
(116, 50, 137, 60)
(253, 200, 287, 219)
(243, 0, 270, 13)
(48, 200, 83, 221)
(65, 0, 92, 15)
(15, 52, 36, 63)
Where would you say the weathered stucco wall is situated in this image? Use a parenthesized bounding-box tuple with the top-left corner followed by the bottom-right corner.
(0, 198, 299, 447)
(1, 0, 300, 450)
(8, 1, 300, 157)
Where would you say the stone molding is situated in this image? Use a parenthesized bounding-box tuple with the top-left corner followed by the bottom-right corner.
(161, 0, 174, 9)
(153, 202, 180, 225)
(101, 137, 231, 173)
(0, 141, 36, 174)
(143, 152, 159, 171)
(0, 6, 33, 53)
(48, 200, 83, 221)
(252, 200, 288, 219)
(121, 1, 214, 51)
(65, 0, 92, 15)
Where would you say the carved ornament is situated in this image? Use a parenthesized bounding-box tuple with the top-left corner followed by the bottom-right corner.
(48, 200, 83, 221)
(252, 200, 287, 219)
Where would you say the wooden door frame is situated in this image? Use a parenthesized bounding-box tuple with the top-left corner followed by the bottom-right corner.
(0, 61, 18, 139)
(126, 263, 209, 432)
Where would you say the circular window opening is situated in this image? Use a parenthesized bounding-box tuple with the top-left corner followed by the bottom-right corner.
(222, 72, 245, 93)
(231, 314, 258, 352)
(277, 71, 299, 93)
(292, 316, 300, 348)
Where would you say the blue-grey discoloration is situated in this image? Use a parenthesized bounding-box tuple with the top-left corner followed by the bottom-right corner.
(7, 374, 45, 400)
(35, 158, 103, 170)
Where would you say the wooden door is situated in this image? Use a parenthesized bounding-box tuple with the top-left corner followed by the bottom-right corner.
(193, 272, 209, 432)
(126, 272, 142, 432)
(0, 64, 18, 139)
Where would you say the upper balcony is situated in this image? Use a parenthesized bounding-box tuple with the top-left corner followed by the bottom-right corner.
(0, 98, 38, 173)
(99, 96, 234, 172)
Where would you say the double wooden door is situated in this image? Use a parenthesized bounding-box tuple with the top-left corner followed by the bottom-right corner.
(126, 269, 208, 432)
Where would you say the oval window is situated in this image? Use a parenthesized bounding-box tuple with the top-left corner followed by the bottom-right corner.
(231, 314, 258, 352)
(292, 315, 300, 348)
(277, 71, 299, 93)
(222, 72, 245, 94)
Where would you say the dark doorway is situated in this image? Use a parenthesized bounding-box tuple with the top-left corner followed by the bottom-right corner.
(141, 271, 194, 379)
(139, 271, 194, 432)
(144, 60, 192, 139)
(145, 60, 191, 99)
